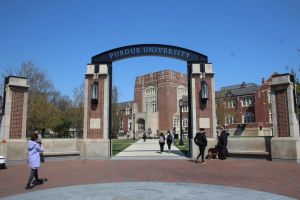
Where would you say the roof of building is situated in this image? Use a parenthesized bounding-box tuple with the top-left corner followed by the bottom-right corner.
(118, 101, 134, 107)
(135, 69, 186, 79)
(216, 82, 258, 98)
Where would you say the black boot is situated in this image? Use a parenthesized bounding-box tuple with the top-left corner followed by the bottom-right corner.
(25, 183, 33, 190)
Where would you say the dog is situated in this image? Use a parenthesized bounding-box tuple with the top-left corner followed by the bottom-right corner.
(206, 146, 219, 160)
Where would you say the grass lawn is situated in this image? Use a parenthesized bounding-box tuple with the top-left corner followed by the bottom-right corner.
(173, 138, 189, 157)
(112, 139, 137, 156)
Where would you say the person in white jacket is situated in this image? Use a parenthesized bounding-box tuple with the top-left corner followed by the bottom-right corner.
(26, 132, 44, 189)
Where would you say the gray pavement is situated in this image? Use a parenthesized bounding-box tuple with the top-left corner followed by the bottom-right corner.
(2, 140, 297, 199)
(113, 139, 186, 159)
(1, 182, 295, 200)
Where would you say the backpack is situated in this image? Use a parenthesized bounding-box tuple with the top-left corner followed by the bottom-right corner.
(167, 134, 172, 142)
(159, 136, 164, 143)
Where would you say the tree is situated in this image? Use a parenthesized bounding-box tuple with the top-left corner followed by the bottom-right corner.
(71, 81, 84, 132)
(216, 98, 237, 126)
(0, 60, 74, 135)
(111, 86, 123, 139)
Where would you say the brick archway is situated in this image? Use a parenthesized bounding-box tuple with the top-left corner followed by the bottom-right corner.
(83, 44, 216, 158)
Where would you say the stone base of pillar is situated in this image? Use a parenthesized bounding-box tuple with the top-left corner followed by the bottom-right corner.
(4, 139, 27, 160)
(271, 137, 300, 163)
(79, 139, 110, 157)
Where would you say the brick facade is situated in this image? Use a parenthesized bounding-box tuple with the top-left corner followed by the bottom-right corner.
(9, 90, 24, 139)
(133, 70, 188, 135)
(275, 89, 290, 137)
(194, 74, 214, 138)
(86, 76, 105, 139)
(120, 71, 287, 137)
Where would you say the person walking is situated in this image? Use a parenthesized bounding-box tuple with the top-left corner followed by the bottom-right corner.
(143, 131, 147, 142)
(166, 130, 173, 153)
(218, 125, 229, 160)
(194, 128, 208, 164)
(25, 132, 45, 189)
(158, 132, 165, 153)
(35, 130, 45, 164)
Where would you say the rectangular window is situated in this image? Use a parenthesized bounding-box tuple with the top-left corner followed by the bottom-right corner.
(242, 96, 253, 107)
(268, 91, 272, 103)
(152, 101, 157, 112)
(182, 118, 188, 127)
(182, 105, 188, 112)
(243, 112, 255, 123)
(226, 99, 235, 108)
(225, 115, 235, 124)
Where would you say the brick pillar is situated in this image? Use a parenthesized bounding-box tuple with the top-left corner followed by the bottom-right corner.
(190, 63, 217, 158)
(0, 76, 29, 160)
(270, 74, 300, 162)
(81, 64, 110, 157)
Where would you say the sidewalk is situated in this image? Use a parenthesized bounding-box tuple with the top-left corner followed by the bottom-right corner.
(1, 139, 300, 200)
(113, 139, 186, 159)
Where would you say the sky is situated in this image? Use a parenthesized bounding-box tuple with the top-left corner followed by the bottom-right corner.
(0, 0, 299, 102)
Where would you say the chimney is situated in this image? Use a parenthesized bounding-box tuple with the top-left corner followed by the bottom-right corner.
(262, 78, 265, 84)
(241, 82, 246, 88)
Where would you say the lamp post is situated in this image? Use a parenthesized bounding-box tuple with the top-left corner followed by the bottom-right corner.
(179, 98, 184, 146)
(133, 113, 136, 140)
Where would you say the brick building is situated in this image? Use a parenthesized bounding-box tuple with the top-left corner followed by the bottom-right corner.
(120, 70, 277, 138)
(120, 70, 188, 138)
(216, 77, 273, 136)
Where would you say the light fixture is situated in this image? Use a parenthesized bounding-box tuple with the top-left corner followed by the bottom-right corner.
(201, 80, 208, 101)
(91, 80, 99, 104)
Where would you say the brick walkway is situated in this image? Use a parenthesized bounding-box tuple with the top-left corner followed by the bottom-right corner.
(0, 158, 299, 199)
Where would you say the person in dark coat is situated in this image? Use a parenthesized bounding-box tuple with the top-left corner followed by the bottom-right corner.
(142, 131, 147, 142)
(194, 128, 208, 164)
(158, 132, 165, 153)
(166, 130, 173, 153)
(218, 125, 229, 160)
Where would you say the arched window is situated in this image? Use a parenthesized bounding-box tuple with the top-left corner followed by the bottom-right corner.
(243, 112, 254, 123)
(137, 118, 145, 131)
(177, 85, 188, 112)
(145, 86, 157, 112)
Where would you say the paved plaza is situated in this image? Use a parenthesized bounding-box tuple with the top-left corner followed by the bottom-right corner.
(113, 139, 186, 159)
(0, 139, 300, 199)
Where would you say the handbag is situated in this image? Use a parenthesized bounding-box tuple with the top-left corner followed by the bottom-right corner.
(40, 153, 45, 163)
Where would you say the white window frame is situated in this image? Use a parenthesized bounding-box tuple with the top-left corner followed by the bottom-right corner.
(241, 96, 253, 107)
(226, 99, 235, 108)
(225, 115, 235, 125)
(177, 85, 188, 112)
(145, 86, 157, 112)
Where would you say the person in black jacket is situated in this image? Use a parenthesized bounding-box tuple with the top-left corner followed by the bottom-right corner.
(218, 125, 229, 160)
(158, 132, 165, 153)
(194, 128, 208, 164)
